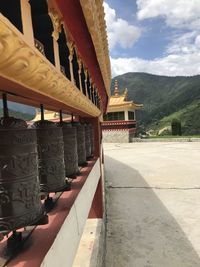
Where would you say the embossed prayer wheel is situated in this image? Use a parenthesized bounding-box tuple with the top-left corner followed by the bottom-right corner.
(72, 122, 87, 166)
(59, 122, 79, 178)
(0, 117, 42, 232)
(32, 120, 66, 192)
(85, 123, 92, 159)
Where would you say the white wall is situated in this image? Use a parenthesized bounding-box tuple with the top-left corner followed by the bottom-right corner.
(40, 159, 101, 267)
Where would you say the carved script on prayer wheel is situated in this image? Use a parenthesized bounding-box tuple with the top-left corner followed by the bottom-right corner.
(72, 122, 87, 166)
(85, 124, 92, 159)
(0, 117, 42, 232)
(60, 122, 79, 178)
(32, 121, 66, 192)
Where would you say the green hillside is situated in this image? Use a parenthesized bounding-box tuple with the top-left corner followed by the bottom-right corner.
(112, 73, 200, 135)
(0, 108, 34, 121)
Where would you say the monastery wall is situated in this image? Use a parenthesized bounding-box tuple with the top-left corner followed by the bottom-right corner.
(103, 130, 131, 143)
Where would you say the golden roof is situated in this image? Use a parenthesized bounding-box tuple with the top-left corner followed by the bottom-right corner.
(32, 110, 70, 121)
(108, 80, 143, 110)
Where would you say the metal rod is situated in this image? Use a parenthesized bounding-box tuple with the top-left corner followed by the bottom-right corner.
(2, 93, 9, 118)
(40, 104, 44, 121)
(59, 110, 63, 123)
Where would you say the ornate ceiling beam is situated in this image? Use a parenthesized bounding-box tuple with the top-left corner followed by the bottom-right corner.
(55, 0, 110, 112)
(0, 15, 100, 117)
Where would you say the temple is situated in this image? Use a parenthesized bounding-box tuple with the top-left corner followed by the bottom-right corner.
(0, 1, 110, 267)
(102, 80, 143, 142)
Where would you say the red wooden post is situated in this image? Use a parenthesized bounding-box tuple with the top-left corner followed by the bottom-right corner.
(85, 117, 104, 218)
(88, 177, 103, 218)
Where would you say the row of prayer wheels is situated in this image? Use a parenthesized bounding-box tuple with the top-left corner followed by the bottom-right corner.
(0, 111, 95, 233)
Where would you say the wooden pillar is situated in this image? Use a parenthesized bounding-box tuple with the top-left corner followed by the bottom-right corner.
(84, 69, 89, 98)
(88, 177, 103, 218)
(67, 41, 75, 84)
(48, 8, 62, 70)
(125, 110, 129, 121)
(86, 116, 104, 218)
(77, 58, 83, 93)
(20, 0, 34, 45)
(89, 78, 93, 101)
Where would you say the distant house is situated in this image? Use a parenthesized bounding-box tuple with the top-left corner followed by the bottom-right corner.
(102, 80, 143, 142)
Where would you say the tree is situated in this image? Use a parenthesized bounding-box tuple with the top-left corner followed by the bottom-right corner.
(171, 119, 182, 136)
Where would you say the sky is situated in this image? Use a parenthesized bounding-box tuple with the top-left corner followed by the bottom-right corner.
(103, 0, 200, 77)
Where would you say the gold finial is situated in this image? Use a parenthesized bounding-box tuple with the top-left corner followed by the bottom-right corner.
(114, 80, 119, 96)
(124, 88, 128, 100)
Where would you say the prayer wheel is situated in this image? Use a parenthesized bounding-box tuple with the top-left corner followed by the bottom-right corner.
(85, 123, 92, 159)
(59, 122, 79, 178)
(72, 122, 87, 166)
(0, 117, 42, 232)
(32, 120, 66, 192)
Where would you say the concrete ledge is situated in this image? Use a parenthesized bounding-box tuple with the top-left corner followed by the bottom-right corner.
(103, 131, 130, 143)
(72, 219, 105, 267)
(131, 138, 200, 142)
(41, 159, 101, 267)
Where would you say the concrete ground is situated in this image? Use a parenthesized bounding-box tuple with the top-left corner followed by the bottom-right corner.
(104, 142, 200, 267)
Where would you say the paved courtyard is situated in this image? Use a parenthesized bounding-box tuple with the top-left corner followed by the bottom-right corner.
(104, 142, 200, 267)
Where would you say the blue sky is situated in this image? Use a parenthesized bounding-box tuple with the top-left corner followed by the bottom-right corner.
(104, 0, 200, 77)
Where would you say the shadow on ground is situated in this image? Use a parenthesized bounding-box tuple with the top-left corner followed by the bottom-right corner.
(105, 155, 200, 267)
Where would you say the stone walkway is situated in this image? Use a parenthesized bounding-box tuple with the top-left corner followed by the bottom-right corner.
(104, 142, 200, 267)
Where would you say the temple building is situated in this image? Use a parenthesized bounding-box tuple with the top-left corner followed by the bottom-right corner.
(102, 80, 143, 143)
(0, 1, 110, 267)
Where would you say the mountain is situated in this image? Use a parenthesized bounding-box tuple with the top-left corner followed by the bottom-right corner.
(0, 101, 36, 121)
(111, 72, 200, 135)
(0, 102, 35, 115)
(0, 107, 34, 121)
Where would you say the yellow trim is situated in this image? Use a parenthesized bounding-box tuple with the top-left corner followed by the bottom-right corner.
(107, 105, 141, 113)
(0, 15, 100, 117)
(79, 0, 111, 96)
(32, 110, 70, 121)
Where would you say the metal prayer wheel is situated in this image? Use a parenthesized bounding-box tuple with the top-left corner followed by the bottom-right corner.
(72, 122, 87, 166)
(0, 117, 42, 232)
(59, 122, 79, 178)
(85, 123, 92, 159)
(32, 120, 66, 192)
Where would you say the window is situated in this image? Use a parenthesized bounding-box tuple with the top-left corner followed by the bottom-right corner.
(128, 111, 135, 120)
(103, 112, 125, 121)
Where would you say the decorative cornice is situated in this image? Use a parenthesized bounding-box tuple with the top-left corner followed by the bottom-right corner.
(48, 8, 62, 40)
(0, 15, 101, 117)
(79, 0, 111, 96)
(77, 57, 82, 72)
(67, 40, 74, 58)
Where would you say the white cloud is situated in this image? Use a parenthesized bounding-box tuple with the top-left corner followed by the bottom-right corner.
(111, 53, 200, 77)
(103, 2, 141, 50)
(137, 0, 200, 30)
(105, 1, 200, 77)
(166, 32, 197, 54)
